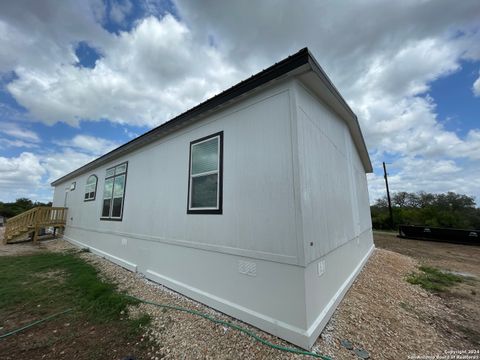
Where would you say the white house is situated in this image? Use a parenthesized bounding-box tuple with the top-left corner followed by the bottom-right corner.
(51, 48, 374, 349)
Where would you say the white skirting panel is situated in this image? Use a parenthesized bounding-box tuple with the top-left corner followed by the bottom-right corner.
(64, 235, 138, 272)
(62, 226, 373, 349)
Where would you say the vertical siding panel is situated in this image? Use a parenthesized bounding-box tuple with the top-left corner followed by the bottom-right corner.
(296, 83, 370, 263)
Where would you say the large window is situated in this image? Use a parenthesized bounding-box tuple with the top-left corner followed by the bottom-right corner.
(84, 175, 98, 201)
(188, 132, 223, 214)
(101, 162, 128, 220)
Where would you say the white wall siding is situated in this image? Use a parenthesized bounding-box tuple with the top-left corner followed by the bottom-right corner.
(53, 83, 299, 264)
(294, 82, 370, 263)
(293, 81, 374, 348)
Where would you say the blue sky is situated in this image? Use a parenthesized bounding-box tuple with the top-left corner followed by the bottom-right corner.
(428, 60, 480, 136)
(0, 0, 479, 204)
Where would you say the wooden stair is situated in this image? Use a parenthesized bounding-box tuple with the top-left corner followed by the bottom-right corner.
(3, 207, 68, 244)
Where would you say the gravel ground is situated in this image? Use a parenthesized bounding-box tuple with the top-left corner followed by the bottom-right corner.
(2, 238, 474, 359)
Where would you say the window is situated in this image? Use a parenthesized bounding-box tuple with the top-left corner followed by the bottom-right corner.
(101, 162, 128, 220)
(70, 182, 76, 191)
(84, 175, 98, 201)
(188, 132, 223, 214)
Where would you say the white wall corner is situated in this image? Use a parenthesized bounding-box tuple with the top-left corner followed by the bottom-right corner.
(288, 81, 306, 267)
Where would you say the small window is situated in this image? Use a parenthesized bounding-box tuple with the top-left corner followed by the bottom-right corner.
(70, 182, 76, 191)
(101, 162, 128, 220)
(187, 132, 223, 214)
(84, 175, 98, 201)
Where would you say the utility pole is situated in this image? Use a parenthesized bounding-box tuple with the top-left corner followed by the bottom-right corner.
(383, 162, 394, 229)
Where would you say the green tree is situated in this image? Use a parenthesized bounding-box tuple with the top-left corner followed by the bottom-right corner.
(0, 198, 51, 218)
(370, 191, 480, 230)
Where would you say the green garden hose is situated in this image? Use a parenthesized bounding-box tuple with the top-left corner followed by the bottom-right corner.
(127, 295, 332, 359)
(0, 298, 332, 359)
(0, 308, 72, 339)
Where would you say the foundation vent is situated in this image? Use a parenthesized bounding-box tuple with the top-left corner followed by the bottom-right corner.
(317, 260, 326, 276)
(238, 260, 257, 277)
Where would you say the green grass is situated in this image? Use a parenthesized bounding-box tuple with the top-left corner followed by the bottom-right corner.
(0, 250, 149, 328)
(406, 265, 464, 292)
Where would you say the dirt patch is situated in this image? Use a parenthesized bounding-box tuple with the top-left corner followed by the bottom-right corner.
(1, 315, 153, 360)
(374, 232, 480, 276)
(0, 239, 68, 257)
(374, 232, 480, 348)
(34, 269, 67, 283)
(313, 248, 476, 359)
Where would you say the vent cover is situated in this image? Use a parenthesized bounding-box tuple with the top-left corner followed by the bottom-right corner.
(238, 260, 257, 277)
(317, 260, 326, 276)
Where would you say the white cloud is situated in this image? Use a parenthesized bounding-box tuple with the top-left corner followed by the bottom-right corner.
(0, 138, 38, 149)
(1, 0, 480, 204)
(474, 72, 480, 96)
(368, 156, 480, 203)
(42, 148, 95, 184)
(0, 122, 40, 142)
(0, 152, 46, 200)
(0, 0, 111, 74)
(109, 0, 132, 25)
(172, 0, 480, 202)
(55, 134, 119, 156)
(6, 14, 240, 127)
(0, 148, 96, 202)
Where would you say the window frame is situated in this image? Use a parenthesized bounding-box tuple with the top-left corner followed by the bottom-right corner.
(100, 162, 128, 221)
(84, 175, 98, 202)
(187, 131, 223, 215)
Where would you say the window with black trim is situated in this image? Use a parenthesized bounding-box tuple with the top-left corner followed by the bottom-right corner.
(101, 162, 128, 220)
(84, 175, 98, 201)
(188, 132, 223, 214)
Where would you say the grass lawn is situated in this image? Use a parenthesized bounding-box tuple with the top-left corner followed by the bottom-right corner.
(0, 249, 152, 360)
(406, 265, 464, 292)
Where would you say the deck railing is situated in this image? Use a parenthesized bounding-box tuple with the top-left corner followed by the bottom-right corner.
(3, 207, 68, 244)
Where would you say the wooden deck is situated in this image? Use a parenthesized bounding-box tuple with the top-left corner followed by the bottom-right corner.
(3, 207, 68, 244)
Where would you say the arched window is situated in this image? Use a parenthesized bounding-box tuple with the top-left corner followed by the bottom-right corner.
(84, 175, 98, 201)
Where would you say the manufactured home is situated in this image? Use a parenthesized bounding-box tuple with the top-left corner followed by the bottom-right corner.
(51, 48, 374, 349)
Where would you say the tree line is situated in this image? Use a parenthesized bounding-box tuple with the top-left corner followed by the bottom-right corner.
(0, 198, 52, 218)
(371, 191, 480, 230)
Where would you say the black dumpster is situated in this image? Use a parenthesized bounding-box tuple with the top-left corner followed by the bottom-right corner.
(398, 225, 480, 246)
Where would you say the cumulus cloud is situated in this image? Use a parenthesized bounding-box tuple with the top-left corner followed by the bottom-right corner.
(1, 0, 480, 203)
(0, 152, 46, 199)
(0, 0, 111, 74)
(0, 147, 97, 201)
(42, 148, 95, 184)
(174, 0, 480, 202)
(6, 13, 239, 127)
(368, 156, 480, 203)
(474, 72, 480, 96)
(108, 0, 133, 25)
